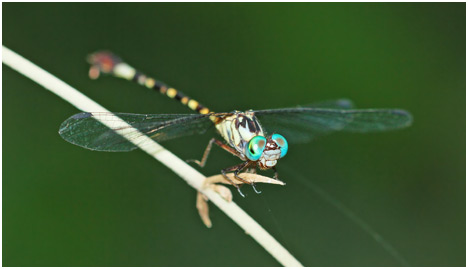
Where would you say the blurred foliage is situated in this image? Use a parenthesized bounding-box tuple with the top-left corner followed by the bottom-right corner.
(3, 3, 465, 266)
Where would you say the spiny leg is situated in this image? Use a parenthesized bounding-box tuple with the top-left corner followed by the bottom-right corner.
(187, 139, 250, 196)
(245, 165, 257, 174)
(251, 183, 262, 194)
(187, 138, 262, 196)
(245, 168, 257, 174)
(272, 166, 279, 180)
(187, 138, 241, 167)
(221, 162, 262, 195)
(222, 161, 252, 197)
(232, 162, 262, 195)
(222, 161, 264, 196)
(243, 166, 262, 194)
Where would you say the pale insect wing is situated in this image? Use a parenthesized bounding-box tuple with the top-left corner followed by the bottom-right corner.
(254, 107, 412, 144)
(59, 112, 214, 152)
(255, 99, 355, 143)
(302, 99, 355, 109)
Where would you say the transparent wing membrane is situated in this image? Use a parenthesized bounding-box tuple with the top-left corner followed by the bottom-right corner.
(255, 107, 412, 143)
(302, 99, 355, 109)
(59, 99, 412, 151)
(59, 112, 216, 151)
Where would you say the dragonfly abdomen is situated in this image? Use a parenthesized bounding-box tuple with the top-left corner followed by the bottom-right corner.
(88, 51, 211, 115)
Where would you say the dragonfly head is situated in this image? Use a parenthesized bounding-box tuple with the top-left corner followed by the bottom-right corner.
(245, 134, 288, 169)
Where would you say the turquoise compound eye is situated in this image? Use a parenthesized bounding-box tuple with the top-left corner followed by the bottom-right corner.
(245, 136, 267, 161)
(272, 134, 288, 158)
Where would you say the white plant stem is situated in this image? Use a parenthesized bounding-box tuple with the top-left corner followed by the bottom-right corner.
(2, 45, 303, 267)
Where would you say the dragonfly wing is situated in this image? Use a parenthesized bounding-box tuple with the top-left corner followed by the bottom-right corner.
(254, 107, 412, 144)
(59, 112, 214, 152)
(302, 99, 355, 109)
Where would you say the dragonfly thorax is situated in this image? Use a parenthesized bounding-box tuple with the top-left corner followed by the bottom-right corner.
(215, 111, 264, 159)
(215, 111, 289, 168)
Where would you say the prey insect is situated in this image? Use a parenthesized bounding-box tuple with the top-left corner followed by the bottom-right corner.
(59, 52, 412, 197)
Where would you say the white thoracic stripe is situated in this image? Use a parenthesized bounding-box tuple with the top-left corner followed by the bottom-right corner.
(238, 123, 254, 141)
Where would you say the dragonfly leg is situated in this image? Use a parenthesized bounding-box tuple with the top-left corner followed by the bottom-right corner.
(245, 167, 257, 174)
(188, 138, 241, 167)
(244, 166, 261, 194)
(221, 169, 244, 197)
(221, 161, 252, 197)
(272, 166, 279, 180)
(225, 162, 262, 195)
(239, 166, 262, 194)
(233, 165, 262, 194)
(251, 183, 262, 194)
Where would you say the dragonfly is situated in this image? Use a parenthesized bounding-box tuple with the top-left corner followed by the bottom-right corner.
(59, 52, 412, 197)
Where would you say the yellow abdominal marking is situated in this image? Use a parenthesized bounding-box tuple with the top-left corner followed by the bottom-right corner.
(145, 78, 155, 88)
(209, 115, 218, 122)
(188, 100, 199, 110)
(167, 88, 177, 98)
(181, 97, 189, 105)
(199, 107, 210, 114)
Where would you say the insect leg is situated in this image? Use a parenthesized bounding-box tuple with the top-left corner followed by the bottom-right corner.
(245, 167, 257, 174)
(250, 184, 262, 194)
(272, 166, 279, 180)
(231, 162, 262, 194)
(187, 138, 241, 167)
(221, 161, 252, 197)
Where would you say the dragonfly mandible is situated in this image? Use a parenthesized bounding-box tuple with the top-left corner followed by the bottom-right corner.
(59, 52, 413, 197)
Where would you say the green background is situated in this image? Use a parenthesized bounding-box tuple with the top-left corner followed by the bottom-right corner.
(3, 3, 465, 266)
